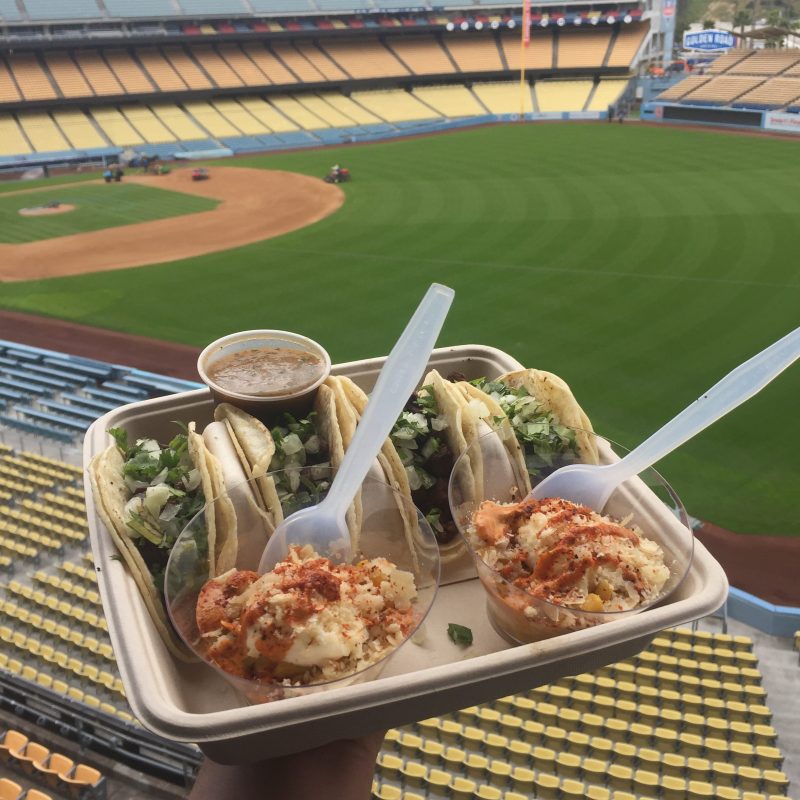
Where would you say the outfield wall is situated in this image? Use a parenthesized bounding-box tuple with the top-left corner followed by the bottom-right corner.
(642, 101, 800, 135)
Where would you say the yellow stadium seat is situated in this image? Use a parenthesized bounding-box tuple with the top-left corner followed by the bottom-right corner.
(61, 762, 103, 797)
(0, 778, 23, 800)
(556, 751, 581, 778)
(464, 752, 488, 778)
(400, 760, 426, 789)
(533, 772, 559, 799)
(373, 785, 401, 800)
(586, 788, 611, 800)
(510, 767, 534, 793)
(17, 741, 49, 776)
(376, 752, 401, 780)
(0, 730, 28, 763)
(441, 746, 465, 770)
(425, 768, 450, 792)
(37, 751, 74, 788)
(560, 778, 585, 799)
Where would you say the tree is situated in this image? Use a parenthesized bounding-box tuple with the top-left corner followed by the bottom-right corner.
(703, 18, 716, 27)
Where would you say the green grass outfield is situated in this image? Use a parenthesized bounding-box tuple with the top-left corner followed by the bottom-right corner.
(1, 123, 798, 535)
(0, 182, 217, 243)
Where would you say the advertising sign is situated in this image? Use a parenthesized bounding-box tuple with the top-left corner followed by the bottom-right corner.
(764, 111, 800, 133)
(682, 29, 736, 50)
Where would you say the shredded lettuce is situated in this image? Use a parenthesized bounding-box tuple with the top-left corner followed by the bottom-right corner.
(472, 379, 580, 479)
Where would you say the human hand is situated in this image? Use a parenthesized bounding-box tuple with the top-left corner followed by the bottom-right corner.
(188, 730, 386, 800)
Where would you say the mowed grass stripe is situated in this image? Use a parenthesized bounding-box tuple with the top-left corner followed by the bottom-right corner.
(0, 182, 218, 243)
(0, 123, 798, 535)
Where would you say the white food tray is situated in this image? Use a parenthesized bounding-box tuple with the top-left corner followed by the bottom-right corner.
(83, 345, 729, 763)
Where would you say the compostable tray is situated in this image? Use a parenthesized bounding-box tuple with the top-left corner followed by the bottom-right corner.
(83, 345, 729, 763)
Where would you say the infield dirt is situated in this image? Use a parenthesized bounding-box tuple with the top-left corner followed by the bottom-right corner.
(0, 166, 343, 282)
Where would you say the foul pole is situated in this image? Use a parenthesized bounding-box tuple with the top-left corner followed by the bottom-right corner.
(520, 0, 531, 117)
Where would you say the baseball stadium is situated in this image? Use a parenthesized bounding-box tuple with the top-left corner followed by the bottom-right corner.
(0, 0, 798, 794)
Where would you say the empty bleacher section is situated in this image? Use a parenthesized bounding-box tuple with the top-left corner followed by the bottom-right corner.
(217, 43, 271, 85)
(657, 50, 800, 113)
(0, 115, 31, 157)
(50, 109, 106, 149)
(0, 22, 648, 164)
(442, 33, 504, 73)
(350, 88, 439, 122)
(16, 112, 70, 153)
(734, 79, 800, 110)
(321, 38, 408, 79)
(121, 105, 176, 142)
(386, 35, 455, 76)
(73, 50, 123, 96)
(90, 106, 143, 146)
(104, 50, 154, 94)
(557, 28, 612, 69)
(679, 76, 765, 106)
(473, 81, 533, 114)
(586, 78, 628, 111)
(41, 53, 92, 99)
(103, 0, 177, 17)
(536, 79, 593, 112)
(7, 54, 57, 101)
(729, 50, 800, 76)
(137, 47, 188, 91)
(606, 21, 648, 67)
(412, 84, 487, 117)
(500, 30, 553, 71)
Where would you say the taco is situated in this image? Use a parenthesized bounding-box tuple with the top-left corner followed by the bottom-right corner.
(467, 368, 599, 482)
(210, 385, 358, 551)
(89, 423, 237, 659)
(385, 367, 597, 567)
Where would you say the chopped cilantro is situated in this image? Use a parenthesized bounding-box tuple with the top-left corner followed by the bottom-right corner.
(447, 623, 473, 647)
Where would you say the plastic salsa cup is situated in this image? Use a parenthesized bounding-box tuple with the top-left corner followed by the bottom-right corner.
(197, 329, 332, 425)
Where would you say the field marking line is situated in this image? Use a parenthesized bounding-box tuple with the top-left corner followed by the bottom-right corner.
(267, 246, 800, 291)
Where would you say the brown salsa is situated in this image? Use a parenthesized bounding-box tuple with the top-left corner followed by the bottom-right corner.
(208, 346, 324, 397)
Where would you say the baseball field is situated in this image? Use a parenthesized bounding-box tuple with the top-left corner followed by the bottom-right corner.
(0, 122, 797, 536)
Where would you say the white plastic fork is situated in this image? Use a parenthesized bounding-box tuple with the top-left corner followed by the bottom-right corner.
(257, 283, 455, 573)
(531, 326, 800, 510)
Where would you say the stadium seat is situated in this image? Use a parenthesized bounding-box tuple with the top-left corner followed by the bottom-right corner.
(37, 752, 75, 788)
(0, 730, 28, 763)
(0, 779, 22, 800)
(61, 763, 103, 798)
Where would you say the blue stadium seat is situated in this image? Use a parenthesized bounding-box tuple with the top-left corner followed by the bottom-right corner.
(121, 372, 201, 393)
(274, 131, 320, 147)
(1, 368, 70, 392)
(220, 136, 269, 153)
(0, 387, 25, 404)
(17, 364, 87, 386)
(0, 414, 76, 443)
(37, 401, 101, 422)
(59, 394, 117, 414)
(100, 382, 148, 399)
(83, 387, 142, 406)
(0, 377, 54, 397)
(13, 406, 89, 433)
(41, 357, 113, 381)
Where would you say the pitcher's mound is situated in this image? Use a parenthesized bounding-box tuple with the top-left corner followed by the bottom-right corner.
(19, 203, 76, 217)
